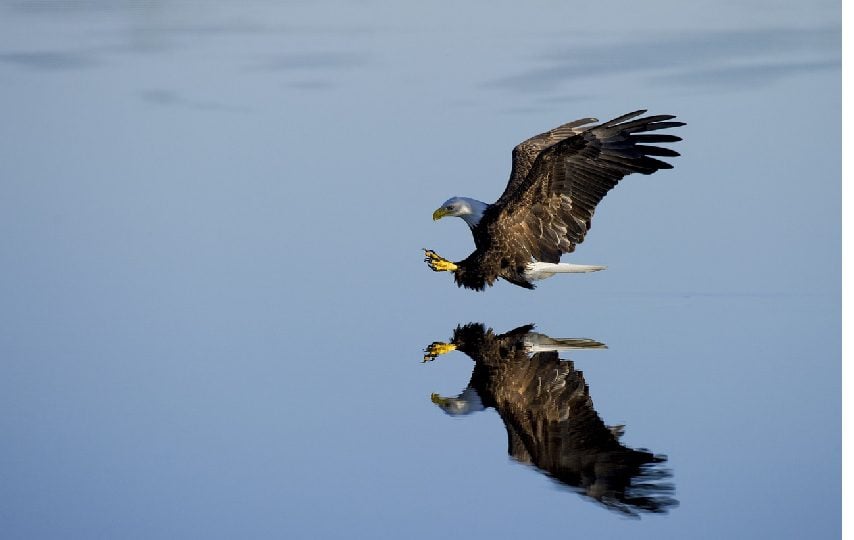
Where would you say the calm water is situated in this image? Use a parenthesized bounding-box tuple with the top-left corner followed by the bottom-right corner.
(0, 1, 840, 538)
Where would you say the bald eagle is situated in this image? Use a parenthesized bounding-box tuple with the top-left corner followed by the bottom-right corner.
(425, 110, 684, 290)
(424, 323, 677, 516)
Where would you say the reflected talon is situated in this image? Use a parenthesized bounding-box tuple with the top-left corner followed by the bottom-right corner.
(423, 249, 458, 272)
(423, 341, 457, 362)
(430, 393, 450, 406)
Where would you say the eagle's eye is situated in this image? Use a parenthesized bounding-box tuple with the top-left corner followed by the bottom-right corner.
(446, 206, 453, 210)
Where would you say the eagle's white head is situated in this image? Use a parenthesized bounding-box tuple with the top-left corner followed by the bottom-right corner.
(432, 196, 489, 229)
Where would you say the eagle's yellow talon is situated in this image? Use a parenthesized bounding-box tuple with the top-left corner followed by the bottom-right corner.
(423, 249, 458, 272)
(423, 341, 457, 362)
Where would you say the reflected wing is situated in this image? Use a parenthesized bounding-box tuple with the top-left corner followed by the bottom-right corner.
(479, 110, 684, 265)
(488, 351, 676, 516)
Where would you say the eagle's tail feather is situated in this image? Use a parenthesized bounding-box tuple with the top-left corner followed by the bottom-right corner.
(524, 262, 606, 280)
(551, 263, 607, 273)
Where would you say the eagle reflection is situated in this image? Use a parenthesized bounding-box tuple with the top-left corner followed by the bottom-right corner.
(424, 323, 677, 516)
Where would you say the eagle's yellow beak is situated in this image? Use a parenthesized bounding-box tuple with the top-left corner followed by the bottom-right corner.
(432, 207, 450, 221)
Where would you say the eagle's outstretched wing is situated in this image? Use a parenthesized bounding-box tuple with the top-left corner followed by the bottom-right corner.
(476, 110, 684, 266)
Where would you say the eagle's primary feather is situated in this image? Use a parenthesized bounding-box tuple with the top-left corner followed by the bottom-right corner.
(427, 110, 684, 290)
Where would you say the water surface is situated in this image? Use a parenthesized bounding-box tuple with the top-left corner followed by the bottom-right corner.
(0, 1, 840, 538)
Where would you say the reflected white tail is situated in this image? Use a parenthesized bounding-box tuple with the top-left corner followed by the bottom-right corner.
(524, 262, 607, 281)
(523, 333, 607, 353)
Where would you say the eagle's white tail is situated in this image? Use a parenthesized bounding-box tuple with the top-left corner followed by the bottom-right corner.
(524, 262, 607, 281)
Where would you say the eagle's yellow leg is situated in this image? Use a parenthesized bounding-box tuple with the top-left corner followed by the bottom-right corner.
(423, 249, 457, 272)
(423, 341, 457, 362)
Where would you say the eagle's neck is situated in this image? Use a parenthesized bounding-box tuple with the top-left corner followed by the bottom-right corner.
(460, 198, 489, 229)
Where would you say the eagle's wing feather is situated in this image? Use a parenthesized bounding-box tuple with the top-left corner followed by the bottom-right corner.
(479, 111, 684, 267)
(504, 116, 599, 199)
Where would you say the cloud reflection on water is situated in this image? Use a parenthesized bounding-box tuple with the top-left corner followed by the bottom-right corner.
(139, 89, 251, 113)
(0, 51, 97, 70)
(486, 26, 839, 97)
(255, 51, 370, 72)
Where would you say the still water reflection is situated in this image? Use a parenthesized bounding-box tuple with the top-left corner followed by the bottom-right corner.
(424, 323, 677, 517)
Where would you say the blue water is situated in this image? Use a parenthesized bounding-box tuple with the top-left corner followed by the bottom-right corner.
(0, 1, 840, 538)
